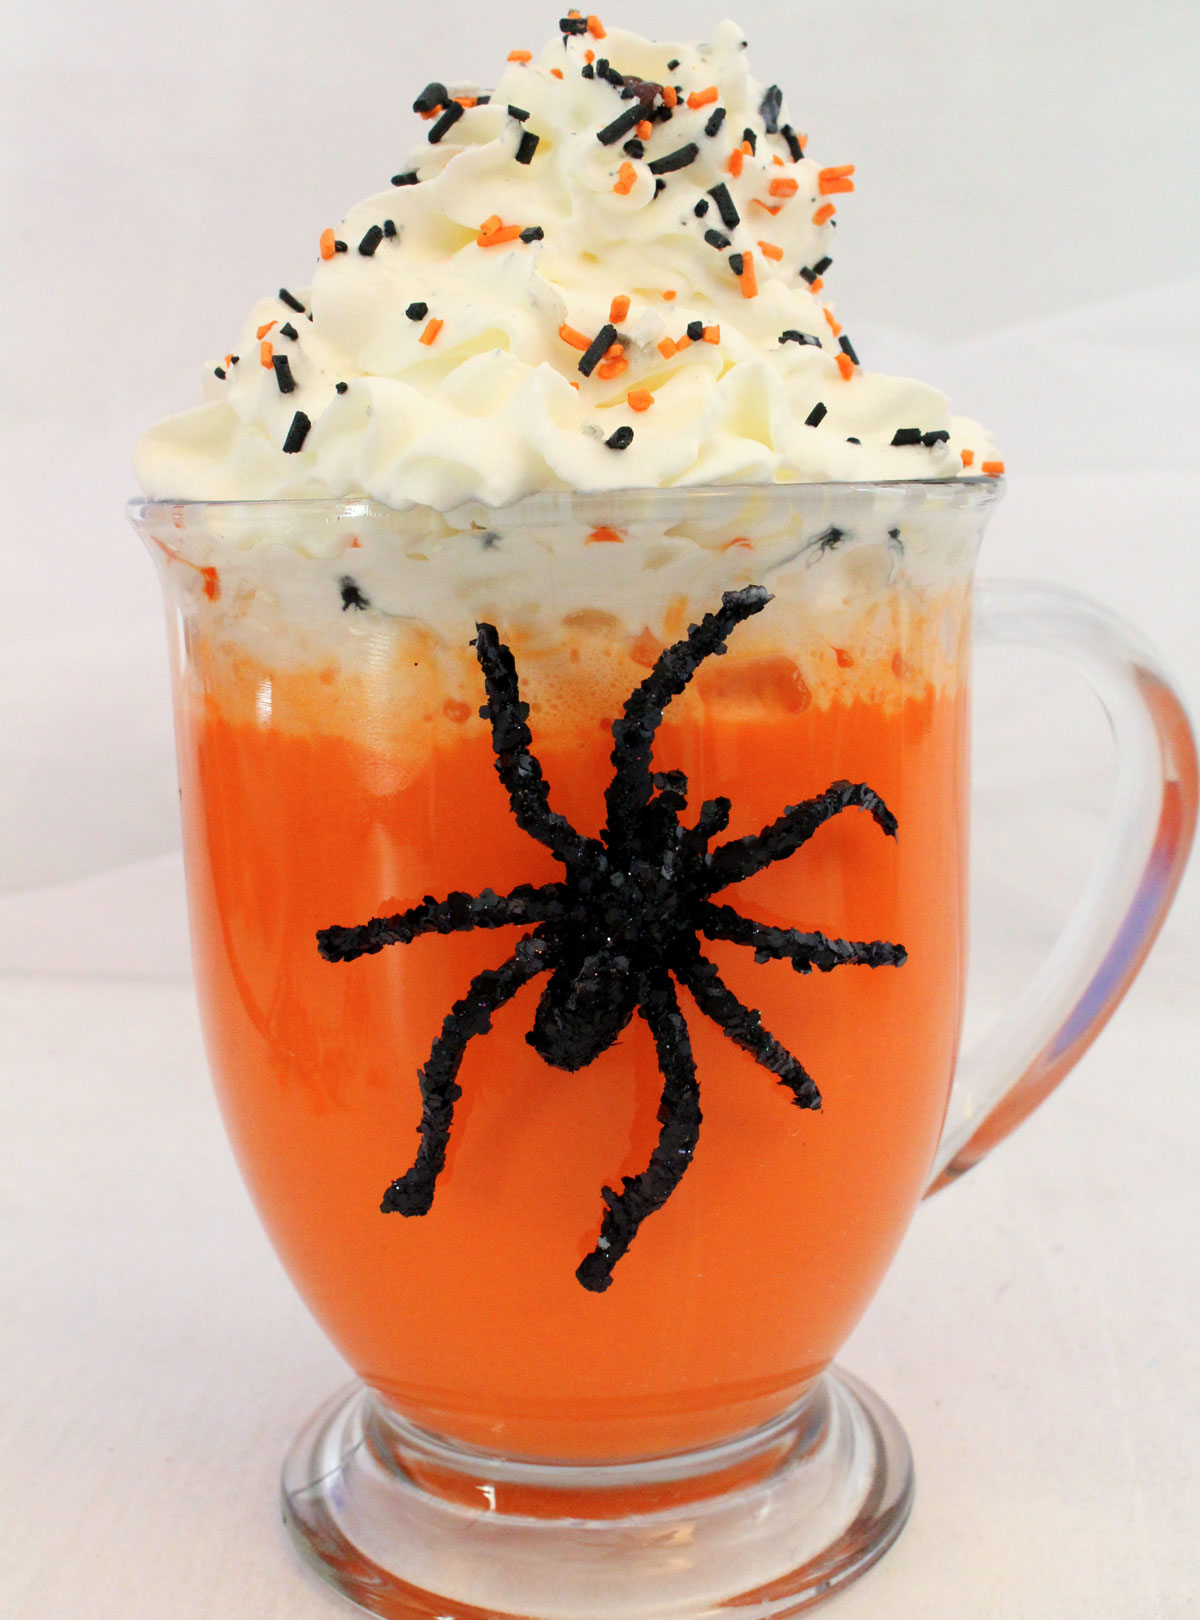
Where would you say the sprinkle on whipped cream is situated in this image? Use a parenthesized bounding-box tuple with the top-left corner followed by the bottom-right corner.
(134, 15, 999, 508)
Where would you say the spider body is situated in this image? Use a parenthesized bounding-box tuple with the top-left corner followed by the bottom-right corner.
(319, 586, 906, 1292)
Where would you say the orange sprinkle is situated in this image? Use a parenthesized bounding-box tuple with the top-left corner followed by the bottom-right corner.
(661, 289, 677, 300)
(559, 324, 591, 351)
(319, 227, 337, 259)
(637, 120, 653, 140)
(588, 526, 624, 544)
(420, 318, 443, 345)
(728, 149, 744, 177)
(419, 108, 440, 121)
(981, 460, 1006, 477)
(674, 335, 692, 350)
(596, 357, 629, 379)
(658, 337, 677, 359)
(478, 214, 503, 238)
(751, 200, 783, 215)
(662, 86, 678, 108)
(687, 86, 719, 109)
(819, 164, 856, 181)
(259, 340, 273, 368)
(613, 160, 637, 195)
(585, 48, 595, 63)
(809, 277, 824, 293)
(739, 250, 758, 299)
(604, 341, 625, 360)
(823, 308, 843, 336)
(508, 49, 532, 62)
(479, 225, 523, 246)
(768, 177, 798, 198)
(819, 175, 855, 196)
(813, 203, 836, 225)
(454, 96, 477, 109)
(627, 388, 654, 412)
(773, 154, 785, 167)
(587, 14, 606, 37)
(224, 354, 233, 367)
(551, 68, 563, 79)
(702, 324, 721, 344)
(609, 294, 631, 322)
(836, 352, 855, 380)
(961, 448, 976, 468)
(758, 240, 784, 261)
(256, 321, 277, 340)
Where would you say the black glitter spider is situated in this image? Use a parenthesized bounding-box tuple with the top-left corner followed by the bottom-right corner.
(317, 586, 906, 1292)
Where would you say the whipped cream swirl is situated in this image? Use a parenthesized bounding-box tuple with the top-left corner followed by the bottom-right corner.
(135, 17, 1000, 508)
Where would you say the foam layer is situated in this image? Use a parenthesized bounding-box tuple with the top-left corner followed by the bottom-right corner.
(134, 18, 1000, 509)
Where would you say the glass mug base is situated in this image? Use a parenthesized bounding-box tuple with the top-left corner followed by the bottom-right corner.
(281, 1367, 913, 1619)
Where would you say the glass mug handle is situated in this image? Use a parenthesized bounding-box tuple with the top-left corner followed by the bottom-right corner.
(927, 579, 1198, 1193)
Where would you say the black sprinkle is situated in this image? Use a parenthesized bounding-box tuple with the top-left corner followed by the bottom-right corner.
(582, 62, 595, 78)
(340, 576, 370, 611)
(805, 401, 828, 427)
(391, 171, 419, 187)
(759, 85, 783, 133)
(708, 181, 739, 229)
(596, 57, 609, 76)
(846, 436, 861, 444)
(406, 301, 429, 321)
(705, 228, 731, 250)
(333, 240, 347, 253)
(358, 225, 383, 256)
(704, 106, 727, 138)
(606, 425, 634, 450)
(516, 129, 540, 164)
(603, 63, 626, 88)
(279, 322, 298, 340)
(428, 102, 465, 143)
(281, 411, 311, 453)
(272, 354, 296, 394)
(742, 127, 757, 153)
(667, 57, 680, 69)
(781, 124, 804, 161)
(559, 14, 589, 34)
(923, 430, 951, 446)
(728, 251, 745, 277)
(649, 142, 699, 175)
(800, 267, 819, 285)
(278, 288, 305, 313)
(519, 225, 545, 242)
(693, 198, 710, 217)
(891, 428, 923, 447)
(477, 95, 491, 105)
(838, 335, 860, 365)
(508, 104, 530, 121)
(623, 138, 645, 158)
(653, 102, 674, 123)
(654, 178, 667, 196)
(335, 381, 349, 394)
(597, 105, 642, 145)
(813, 255, 833, 275)
(413, 81, 448, 114)
(383, 219, 397, 238)
(230, 354, 240, 364)
(213, 366, 226, 379)
(579, 322, 618, 377)
(779, 330, 821, 346)
(687, 321, 704, 341)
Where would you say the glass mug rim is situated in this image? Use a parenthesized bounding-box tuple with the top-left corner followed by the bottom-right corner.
(128, 475, 1004, 530)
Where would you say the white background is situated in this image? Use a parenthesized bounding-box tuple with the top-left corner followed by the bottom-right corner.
(2, 1, 1198, 1616)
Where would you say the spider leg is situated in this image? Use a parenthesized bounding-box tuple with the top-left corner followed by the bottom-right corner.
(317, 882, 569, 963)
(704, 780, 898, 893)
(528, 948, 640, 1072)
(381, 932, 552, 1217)
(686, 796, 732, 855)
(699, 902, 907, 974)
(603, 587, 771, 851)
(675, 950, 820, 1108)
(473, 623, 592, 865)
(576, 972, 701, 1294)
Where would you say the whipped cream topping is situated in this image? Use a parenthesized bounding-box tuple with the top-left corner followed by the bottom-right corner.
(135, 17, 1000, 509)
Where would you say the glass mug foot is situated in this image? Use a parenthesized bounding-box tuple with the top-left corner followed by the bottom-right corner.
(281, 1369, 913, 1620)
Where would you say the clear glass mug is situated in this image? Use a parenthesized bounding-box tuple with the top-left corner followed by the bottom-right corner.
(131, 481, 1196, 1620)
